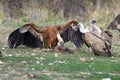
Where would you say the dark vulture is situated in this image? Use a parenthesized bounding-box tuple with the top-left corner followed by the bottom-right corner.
(8, 20, 84, 49)
(107, 14, 120, 32)
(75, 22, 113, 57)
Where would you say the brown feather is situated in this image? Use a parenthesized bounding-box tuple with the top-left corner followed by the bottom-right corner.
(83, 32, 112, 57)
(8, 20, 78, 49)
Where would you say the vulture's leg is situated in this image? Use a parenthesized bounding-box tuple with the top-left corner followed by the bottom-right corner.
(46, 40, 52, 48)
(89, 47, 94, 56)
(57, 33, 64, 46)
(38, 33, 44, 42)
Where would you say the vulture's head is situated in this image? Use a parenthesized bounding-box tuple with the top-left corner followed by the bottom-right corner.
(69, 20, 79, 30)
(90, 19, 96, 24)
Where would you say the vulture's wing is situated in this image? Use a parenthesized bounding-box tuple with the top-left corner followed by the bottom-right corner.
(101, 30, 113, 49)
(8, 28, 43, 48)
(23, 32, 43, 48)
(60, 27, 69, 43)
(8, 29, 23, 48)
(60, 26, 84, 48)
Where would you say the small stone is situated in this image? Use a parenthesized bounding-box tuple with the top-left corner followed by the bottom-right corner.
(0, 60, 4, 64)
(102, 78, 111, 80)
(36, 61, 40, 64)
(8, 54, 12, 57)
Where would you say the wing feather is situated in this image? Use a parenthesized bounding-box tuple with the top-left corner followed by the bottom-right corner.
(8, 29, 23, 48)
(60, 26, 84, 48)
(8, 28, 43, 48)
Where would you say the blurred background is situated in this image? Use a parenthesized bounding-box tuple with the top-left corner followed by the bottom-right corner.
(0, 0, 120, 27)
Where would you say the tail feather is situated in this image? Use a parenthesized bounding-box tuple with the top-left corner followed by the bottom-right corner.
(106, 49, 112, 57)
(104, 41, 113, 57)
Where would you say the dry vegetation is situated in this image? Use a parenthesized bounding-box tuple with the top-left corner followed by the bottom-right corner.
(0, 0, 120, 80)
(0, 0, 120, 28)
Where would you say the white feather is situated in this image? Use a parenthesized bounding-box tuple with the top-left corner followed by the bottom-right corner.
(77, 23, 89, 33)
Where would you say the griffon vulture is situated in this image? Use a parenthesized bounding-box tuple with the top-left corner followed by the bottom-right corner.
(89, 19, 113, 48)
(8, 20, 83, 49)
(74, 23, 113, 57)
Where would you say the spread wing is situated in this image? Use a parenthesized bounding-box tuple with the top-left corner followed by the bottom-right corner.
(8, 28, 43, 48)
(60, 26, 84, 48)
(60, 27, 69, 43)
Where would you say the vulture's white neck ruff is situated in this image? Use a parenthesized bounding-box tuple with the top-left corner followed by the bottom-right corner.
(77, 23, 89, 33)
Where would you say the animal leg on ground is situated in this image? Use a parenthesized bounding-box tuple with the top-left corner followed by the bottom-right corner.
(57, 33, 64, 46)
(89, 47, 94, 56)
